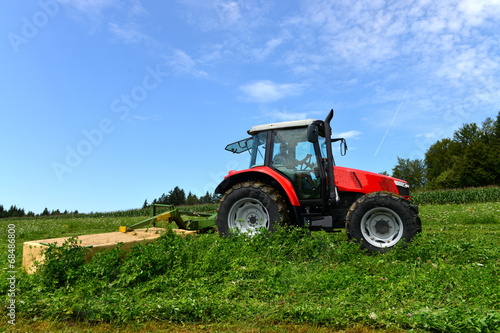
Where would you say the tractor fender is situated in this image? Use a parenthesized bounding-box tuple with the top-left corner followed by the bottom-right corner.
(215, 167, 301, 206)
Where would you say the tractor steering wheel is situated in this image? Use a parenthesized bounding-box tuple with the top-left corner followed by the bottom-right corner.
(297, 154, 314, 171)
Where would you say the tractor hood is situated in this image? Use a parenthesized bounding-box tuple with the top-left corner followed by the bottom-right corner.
(334, 166, 410, 198)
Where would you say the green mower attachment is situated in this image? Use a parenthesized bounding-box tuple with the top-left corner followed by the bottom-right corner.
(119, 204, 216, 232)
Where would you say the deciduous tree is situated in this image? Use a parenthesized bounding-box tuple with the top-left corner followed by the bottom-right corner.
(392, 157, 427, 189)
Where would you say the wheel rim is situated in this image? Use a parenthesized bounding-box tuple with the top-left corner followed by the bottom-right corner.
(227, 197, 269, 234)
(360, 207, 403, 248)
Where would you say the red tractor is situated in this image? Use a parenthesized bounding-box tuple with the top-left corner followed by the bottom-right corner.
(215, 110, 421, 251)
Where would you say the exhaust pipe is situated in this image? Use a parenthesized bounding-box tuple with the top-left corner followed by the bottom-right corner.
(324, 109, 338, 205)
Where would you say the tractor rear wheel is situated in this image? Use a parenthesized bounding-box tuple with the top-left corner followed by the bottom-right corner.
(216, 182, 288, 236)
(346, 192, 420, 252)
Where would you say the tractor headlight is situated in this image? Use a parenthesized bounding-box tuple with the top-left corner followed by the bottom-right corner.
(394, 180, 410, 196)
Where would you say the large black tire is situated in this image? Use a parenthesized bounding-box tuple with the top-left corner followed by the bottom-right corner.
(216, 181, 288, 236)
(346, 192, 420, 252)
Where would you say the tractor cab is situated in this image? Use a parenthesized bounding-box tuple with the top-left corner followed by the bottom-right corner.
(224, 116, 346, 204)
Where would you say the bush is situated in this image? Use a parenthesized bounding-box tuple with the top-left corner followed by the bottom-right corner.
(31, 237, 89, 290)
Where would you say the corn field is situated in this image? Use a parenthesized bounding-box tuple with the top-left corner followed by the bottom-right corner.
(412, 186, 500, 205)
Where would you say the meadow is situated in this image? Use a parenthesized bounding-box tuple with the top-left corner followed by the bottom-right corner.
(1, 189, 499, 332)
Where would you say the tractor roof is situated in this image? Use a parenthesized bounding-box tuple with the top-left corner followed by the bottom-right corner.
(248, 119, 317, 135)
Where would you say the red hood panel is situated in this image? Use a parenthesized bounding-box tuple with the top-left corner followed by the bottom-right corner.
(334, 166, 406, 195)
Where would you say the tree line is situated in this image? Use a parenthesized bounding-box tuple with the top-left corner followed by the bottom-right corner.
(0, 205, 80, 218)
(0, 205, 34, 218)
(143, 186, 219, 208)
(392, 112, 500, 190)
(0, 187, 218, 219)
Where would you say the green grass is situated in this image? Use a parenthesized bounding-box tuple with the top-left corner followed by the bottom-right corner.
(1, 321, 406, 333)
(1, 202, 499, 332)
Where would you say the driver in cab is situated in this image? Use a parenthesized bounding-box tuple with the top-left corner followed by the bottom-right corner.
(273, 143, 312, 170)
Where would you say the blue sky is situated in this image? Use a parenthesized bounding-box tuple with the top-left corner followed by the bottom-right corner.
(1, 0, 499, 214)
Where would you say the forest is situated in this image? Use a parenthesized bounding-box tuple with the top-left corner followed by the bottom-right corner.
(392, 112, 499, 190)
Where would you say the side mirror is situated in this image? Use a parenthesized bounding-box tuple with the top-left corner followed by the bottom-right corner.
(332, 138, 348, 156)
(307, 125, 319, 143)
(340, 138, 347, 156)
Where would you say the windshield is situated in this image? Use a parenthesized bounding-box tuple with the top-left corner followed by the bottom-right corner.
(272, 128, 314, 164)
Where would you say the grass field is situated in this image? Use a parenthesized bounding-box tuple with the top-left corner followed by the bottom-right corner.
(1, 199, 499, 332)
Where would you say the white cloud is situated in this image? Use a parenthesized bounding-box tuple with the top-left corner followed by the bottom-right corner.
(239, 80, 307, 103)
(133, 114, 162, 122)
(252, 38, 284, 60)
(60, 0, 117, 14)
(61, 0, 146, 16)
(416, 132, 437, 139)
(165, 49, 208, 77)
(128, 0, 148, 16)
(177, 0, 267, 31)
(61, 0, 153, 45)
(279, 0, 500, 77)
(458, 0, 500, 25)
(334, 130, 362, 139)
(108, 22, 151, 45)
(262, 110, 309, 122)
(269, 0, 500, 139)
(215, 1, 242, 26)
(64, 0, 211, 79)
(60, 0, 500, 121)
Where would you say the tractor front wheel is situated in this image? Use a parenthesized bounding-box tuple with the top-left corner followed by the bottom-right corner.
(346, 192, 420, 252)
(216, 182, 288, 236)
